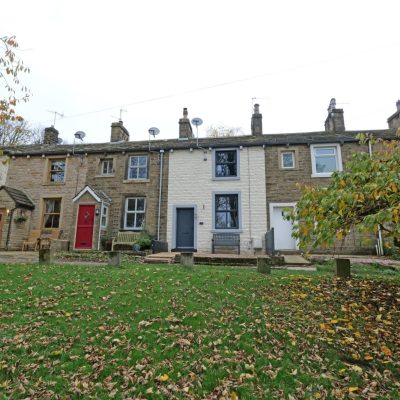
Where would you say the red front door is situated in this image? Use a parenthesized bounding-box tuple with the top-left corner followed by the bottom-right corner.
(75, 205, 95, 249)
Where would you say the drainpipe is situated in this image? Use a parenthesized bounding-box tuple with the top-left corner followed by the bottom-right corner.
(247, 147, 252, 249)
(5, 208, 16, 250)
(97, 201, 103, 250)
(157, 150, 164, 241)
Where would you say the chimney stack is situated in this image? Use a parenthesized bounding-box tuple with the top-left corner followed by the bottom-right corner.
(324, 98, 345, 133)
(110, 120, 129, 142)
(43, 126, 59, 145)
(387, 99, 400, 130)
(179, 108, 193, 139)
(251, 103, 263, 135)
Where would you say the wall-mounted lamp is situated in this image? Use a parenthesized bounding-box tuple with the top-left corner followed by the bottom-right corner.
(95, 208, 100, 216)
(6, 208, 10, 216)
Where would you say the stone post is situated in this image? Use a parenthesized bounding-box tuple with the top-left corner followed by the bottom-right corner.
(257, 257, 271, 274)
(335, 258, 351, 279)
(180, 252, 194, 268)
(39, 248, 54, 264)
(108, 251, 121, 266)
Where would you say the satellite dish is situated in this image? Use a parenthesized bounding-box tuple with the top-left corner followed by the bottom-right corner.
(74, 131, 86, 141)
(57, 137, 63, 144)
(148, 127, 160, 137)
(191, 118, 203, 127)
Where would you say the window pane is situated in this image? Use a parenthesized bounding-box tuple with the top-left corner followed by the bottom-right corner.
(316, 156, 337, 173)
(315, 148, 335, 156)
(136, 199, 145, 211)
(138, 167, 147, 179)
(216, 196, 227, 210)
(139, 156, 147, 166)
(227, 211, 238, 228)
(136, 213, 145, 228)
(127, 198, 136, 211)
(282, 152, 294, 168)
(216, 212, 227, 228)
(227, 196, 237, 210)
(130, 157, 139, 166)
(126, 213, 135, 228)
(51, 160, 65, 171)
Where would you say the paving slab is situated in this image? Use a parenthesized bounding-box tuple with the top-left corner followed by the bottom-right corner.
(283, 254, 311, 265)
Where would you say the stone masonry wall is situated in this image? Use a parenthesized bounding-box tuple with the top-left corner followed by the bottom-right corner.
(5, 154, 88, 248)
(85, 150, 169, 243)
(265, 141, 375, 253)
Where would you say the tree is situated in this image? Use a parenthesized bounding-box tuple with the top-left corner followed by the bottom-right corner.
(206, 125, 244, 138)
(0, 35, 30, 126)
(0, 120, 43, 146)
(287, 133, 400, 252)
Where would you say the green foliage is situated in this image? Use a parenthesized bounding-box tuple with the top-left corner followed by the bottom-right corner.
(135, 230, 152, 250)
(287, 135, 400, 252)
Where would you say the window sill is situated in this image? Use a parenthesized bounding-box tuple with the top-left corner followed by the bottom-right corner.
(212, 176, 240, 181)
(94, 174, 115, 178)
(123, 179, 150, 184)
(311, 173, 334, 178)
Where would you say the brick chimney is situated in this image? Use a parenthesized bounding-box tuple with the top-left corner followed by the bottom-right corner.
(110, 120, 129, 142)
(251, 103, 263, 135)
(179, 108, 193, 139)
(324, 98, 345, 133)
(387, 100, 400, 130)
(43, 126, 59, 145)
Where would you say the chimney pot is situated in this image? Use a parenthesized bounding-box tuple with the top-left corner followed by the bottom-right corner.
(251, 104, 263, 136)
(324, 98, 345, 133)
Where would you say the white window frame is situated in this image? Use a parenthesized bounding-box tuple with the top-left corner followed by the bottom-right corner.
(100, 204, 108, 228)
(212, 148, 240, 180)
(124, 197, 146, 230)
(128, 155, 148, 180)
(101, 159, 114, 175)
(281, 151, 295, 169)
(310, 144, 342, 178)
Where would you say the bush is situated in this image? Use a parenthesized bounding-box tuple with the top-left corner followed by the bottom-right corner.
(135, 231, 152, 250)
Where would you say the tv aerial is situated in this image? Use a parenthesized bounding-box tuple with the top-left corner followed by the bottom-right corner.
(191, 117, 203, 147)
(148, 127, 160, 151)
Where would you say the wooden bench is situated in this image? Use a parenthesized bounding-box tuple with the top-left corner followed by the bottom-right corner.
(111, 232, 140, 251)
(39, 229, 61, 249)
(22, 229, 41, 251)
(212, 233, 240, 255)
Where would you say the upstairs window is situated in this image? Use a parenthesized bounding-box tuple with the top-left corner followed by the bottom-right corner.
(311, 144, 342, 177)
(281, 151, 295, 169)
(124, 197, 146, 230)
(101, 159, 114, 175)
(49, 159, 65, 183)
(214, 149, 239, 179)
(43, 198, 61, 228)
(128, 156, 148, 180)
(215, 194, 239, 229)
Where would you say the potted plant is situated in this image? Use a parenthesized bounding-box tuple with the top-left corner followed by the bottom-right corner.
(14, 215, 27, 224)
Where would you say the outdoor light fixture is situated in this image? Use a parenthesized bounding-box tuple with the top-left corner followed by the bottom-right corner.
(95, 208, 100, 216)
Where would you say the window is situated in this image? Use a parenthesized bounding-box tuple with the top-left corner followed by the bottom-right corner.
(311, 144, 342, 177)
(214, 149, 238, 179)
(124, 197, 145, 229)
(281, 151, 295, 169)
(49, 159, 65, 182)
(101, 205, 108, 228)
(101, 159, 114, 175)
(128, 156, 148, 180)
(43, 198, 61, 228)
(215, 194, 239, 229)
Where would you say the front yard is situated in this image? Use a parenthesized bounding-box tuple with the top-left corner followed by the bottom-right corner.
(0, 263, 399, 399)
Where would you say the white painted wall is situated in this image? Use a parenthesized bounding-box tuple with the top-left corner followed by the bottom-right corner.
(0, 156, 9, 185)
(167, 146, 267, 254)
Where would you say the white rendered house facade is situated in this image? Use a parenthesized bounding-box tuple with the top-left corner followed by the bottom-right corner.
(166, 144, 267, 255)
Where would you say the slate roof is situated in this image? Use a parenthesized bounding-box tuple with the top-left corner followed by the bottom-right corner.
(3, 129, 397, 157)
(0, 186, 35, 210)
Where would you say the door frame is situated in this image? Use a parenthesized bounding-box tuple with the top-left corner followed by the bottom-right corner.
(172, 205, 197, 251)
(269, 202, 298, 250)
(74, 203, 96, 250)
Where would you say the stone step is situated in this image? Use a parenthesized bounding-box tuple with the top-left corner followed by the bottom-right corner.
(143, 257, 175, 264)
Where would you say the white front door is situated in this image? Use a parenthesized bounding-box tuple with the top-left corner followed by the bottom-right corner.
(271, 204, 297, 250)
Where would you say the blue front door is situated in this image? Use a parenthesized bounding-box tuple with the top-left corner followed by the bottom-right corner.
(176, 208, 194, 249)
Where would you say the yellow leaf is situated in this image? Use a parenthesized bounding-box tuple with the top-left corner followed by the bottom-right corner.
(159, 374, 169, 382)
(146, 387, 153, 394)
(364, 354, 373, 361)
(299, 293, 307, 299)
(348, 387, 359, 393)
(230, 391, 239, 400)
(330, 319, 338, 324)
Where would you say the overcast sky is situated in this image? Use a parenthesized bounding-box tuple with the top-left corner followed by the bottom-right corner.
(3, 0, 400, 144)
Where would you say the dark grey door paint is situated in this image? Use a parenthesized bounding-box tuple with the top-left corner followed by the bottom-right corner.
(176, 208, 194, 249)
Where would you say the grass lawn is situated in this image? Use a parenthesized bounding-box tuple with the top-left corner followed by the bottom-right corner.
(0, 262, 399, 399)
